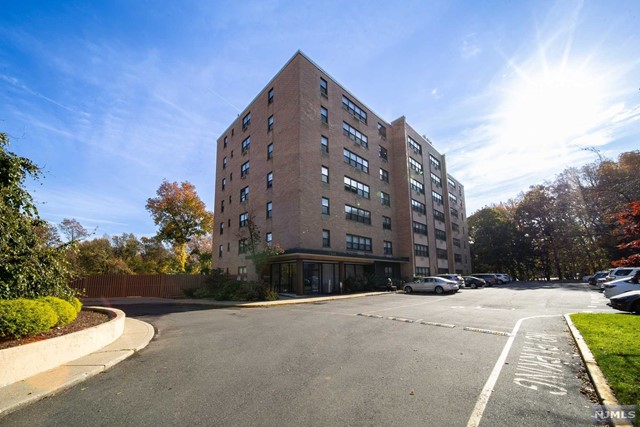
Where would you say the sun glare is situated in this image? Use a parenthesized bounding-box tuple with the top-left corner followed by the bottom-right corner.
(499, 66, 606, 150)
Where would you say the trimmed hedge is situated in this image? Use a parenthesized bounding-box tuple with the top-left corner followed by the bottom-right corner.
(38, 296, 77, 326)
(0, 299, 58, 338)
(70, 297, 83, 313)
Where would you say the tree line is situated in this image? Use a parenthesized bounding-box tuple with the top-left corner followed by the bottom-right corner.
(468, 150, 640, 280)
(1, 130, 213, 302)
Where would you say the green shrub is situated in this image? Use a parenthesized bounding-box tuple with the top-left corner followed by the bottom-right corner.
(0, 299, 58, 338)
(39, 296, 77, 326)
(70, 297, 83, 313)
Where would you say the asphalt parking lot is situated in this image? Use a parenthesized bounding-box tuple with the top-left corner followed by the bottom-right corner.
(1, 282, 616, 427)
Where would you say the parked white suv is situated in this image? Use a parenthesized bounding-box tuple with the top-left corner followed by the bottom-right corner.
(604, 267, 640, 283)
(603, 275, 640, 298)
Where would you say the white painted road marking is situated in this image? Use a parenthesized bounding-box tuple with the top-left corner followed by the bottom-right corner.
(466, 314, 561, 427)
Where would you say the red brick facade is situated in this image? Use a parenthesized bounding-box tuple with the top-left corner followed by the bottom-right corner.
(213, 52, 471, 294)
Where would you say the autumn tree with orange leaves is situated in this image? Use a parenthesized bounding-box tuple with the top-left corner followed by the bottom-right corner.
(612, 200, 640, 267)
(146, 180, 213, 272)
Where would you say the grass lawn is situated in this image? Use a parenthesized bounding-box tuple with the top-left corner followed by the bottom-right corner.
(570, 313, 640, 408)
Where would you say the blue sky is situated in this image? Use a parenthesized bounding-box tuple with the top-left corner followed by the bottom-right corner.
(2, 0, 639, 238)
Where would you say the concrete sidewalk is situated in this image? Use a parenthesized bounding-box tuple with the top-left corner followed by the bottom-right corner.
(0, 317, 155, 419)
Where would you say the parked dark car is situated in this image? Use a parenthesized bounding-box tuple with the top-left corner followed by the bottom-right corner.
(588, 271, 609, 286)
(462, 276, 486, 289)
(608, 290, 640, 314)
(471, 273, 499, 286)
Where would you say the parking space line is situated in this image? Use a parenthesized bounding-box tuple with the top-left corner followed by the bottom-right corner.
(466, 314, 560, 427)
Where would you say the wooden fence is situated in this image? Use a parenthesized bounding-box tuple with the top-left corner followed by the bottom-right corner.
(70, 274, 208, 298)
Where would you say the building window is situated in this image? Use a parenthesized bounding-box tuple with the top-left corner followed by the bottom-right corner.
(239, 239, 248, 254)
(414, 244, 429, 257)
(345, 204, 371, 224)
(220, 200, 224, 213)
(230, 150, 234, 158)
(229, 172, 233, 181)
(383, 216, 391, 230)
(221, 178, 226, 191)
(240, 186, 249, 203)
(266, 172, 273, 188)
(452, 223, 460, 232)
(380, 168, 389, 183)
(384, 241, 393, 255)
(266, 232, 273, 246)
(239, 212, 249, 228)
(408, 136, 422, 155)
(416, 267, 430, 277)
(409, 157, 423, 174)
(436, 248, 448, 260)
(320, 78, 328, 96)
(448, 177, 456, 189)
(267, 143, 273, 160)
(411, 199, 426, 215)
(429, 154, 441, 170)
(242, 136, 250, 153)
(342, 122, 368, 148)
(453, 238, 461, 248)
(410, 178, 424, 194)
(343, 148, 369, 173)
(342, 95, 367, 124)
(218, 245, 223, 258)
(346, 234, 372, 252)
(242, 112, 251, 131)
(433, 209, 445, 222)
(268, 115, 274, 132)
(266, 201, 272, 219)
(268, 88, 274, 104)
(322, 229, 330, 247)
(321, 135, 329, 153)
(377, 123, 387, 138)
(449, 193, 458, 204)
(380, 191, 390, 206)
(344, 176, 370, 199)
(450, 207, 459, 218)
(379, 145, 388, 161)
(431, 173, 442, 187)
(322, 197, 330, 215)
(413, 221, 428, 236)
(241, 161, 250, 178)
(219, 222, 224, 235)
(223, 156, 227, 169)
(454, 253, 462, 263)
(321, 106, 328, 124)
(238, 266, 247, 279)
(435, 229, 446, 241)
(223, 136, 227, 148)
(432, 191, 444, 205)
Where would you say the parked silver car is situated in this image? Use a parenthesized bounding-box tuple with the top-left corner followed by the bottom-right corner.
(404, 277, 459, 295)
(437, 274, 465, 288)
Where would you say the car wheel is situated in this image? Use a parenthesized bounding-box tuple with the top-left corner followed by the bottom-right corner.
(632, 301, 640, 314)
(405, 286, 413, 294)
(435, 286, 444, 295)
(471, 283, 477, 289)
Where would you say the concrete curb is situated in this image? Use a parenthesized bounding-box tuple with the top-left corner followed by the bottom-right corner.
(81, 291, 394, 308)
(0, 307, 125, 388)
(0, 315, 154, 419)
(564, 314, 634, 427)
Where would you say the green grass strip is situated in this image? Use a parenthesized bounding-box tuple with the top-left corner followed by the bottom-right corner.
(570, 313, 640, 408)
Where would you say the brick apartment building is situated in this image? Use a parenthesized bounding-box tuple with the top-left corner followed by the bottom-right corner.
(213, 51, 471, 294)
